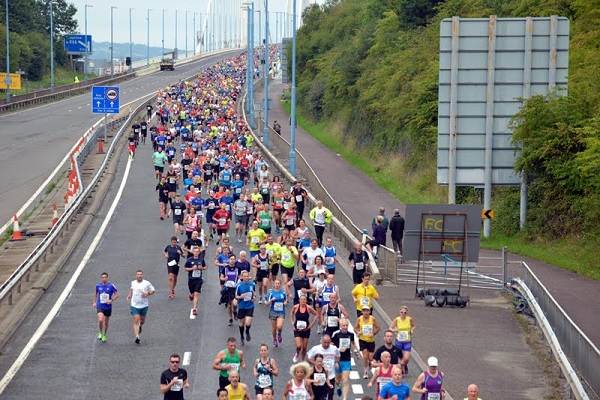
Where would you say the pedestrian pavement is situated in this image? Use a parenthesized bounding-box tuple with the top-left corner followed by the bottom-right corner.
(255, 74, 600, 400)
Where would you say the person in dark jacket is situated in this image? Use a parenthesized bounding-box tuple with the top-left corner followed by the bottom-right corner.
(366, 216, 386, 258)
(389, 209, 405, 255)
(371, 207, 389, 233)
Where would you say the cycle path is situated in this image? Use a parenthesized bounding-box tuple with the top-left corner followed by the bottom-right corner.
(255, 76, 600, 399)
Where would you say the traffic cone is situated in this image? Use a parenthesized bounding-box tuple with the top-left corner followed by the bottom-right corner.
(52, 204, 59, 226)
(10, 214, 24, 241)
(97, 137, 104, 154)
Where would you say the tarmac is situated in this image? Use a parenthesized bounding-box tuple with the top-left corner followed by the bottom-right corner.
(254, 73, 600, 400)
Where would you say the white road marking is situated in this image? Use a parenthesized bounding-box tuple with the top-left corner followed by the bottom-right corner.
(189, 309, 196, 320)
(68, 109, 72, 112)
(351, 358, 355, 367)
(351, 384, 364, 394)
(0, 158, 133, 395)
(78, 106, 82, 109)
(349, 371, 360, 380)
(182, 352, 191, 366)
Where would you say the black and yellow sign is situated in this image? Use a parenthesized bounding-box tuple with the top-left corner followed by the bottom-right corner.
(482, 209, 494, 219)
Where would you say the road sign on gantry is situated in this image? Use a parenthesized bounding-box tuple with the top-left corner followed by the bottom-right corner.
(92, 86, 120, 114)
(437, 16, 569, 187)
(64, 34, 92, 54)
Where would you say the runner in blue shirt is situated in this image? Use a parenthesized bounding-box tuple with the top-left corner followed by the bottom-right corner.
(266, 279, 288, 347)
(378, 366, 411, 400)
(94, 272, 119, 343)
(235, 271, 256, 346)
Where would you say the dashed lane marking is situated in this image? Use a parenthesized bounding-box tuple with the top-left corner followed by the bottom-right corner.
(349, 371, 360, 380)
(183, 352, 191, 366)
(351, 384, 364, 395)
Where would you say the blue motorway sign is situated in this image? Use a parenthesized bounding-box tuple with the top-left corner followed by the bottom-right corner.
(92, 86, 120, 114)
(64, 34, 92, 54)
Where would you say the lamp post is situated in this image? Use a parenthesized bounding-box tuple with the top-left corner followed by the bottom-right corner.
(84, 5, 92, 84)
(263, 0, 269, 147)
(174, 10, 178, 59)
(129, 8, 134, 72)
(185, 11, 188, 58)
(162, 9, 166, 58)
(257, 10, 261, 48)
(5, 0, 10, 103)
(249, 2, 255, 129)
(147, 9, 152, 67)
(50, 0, 55, 92)
(193, 12, 197, 55)
(110, 6, 117, 77)
(243, 2, 250, 114)
(290, 0, 297, 174)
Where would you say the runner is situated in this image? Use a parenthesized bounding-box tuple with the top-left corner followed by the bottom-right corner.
(388, 306, 415, 374)
(156, 175, 170, 220)
(212, 337, 247, 390)
(309, 200, 333, 247)
(233, 194, 249, 242)
(301, 239, 325, 273)
(279, 237, 299, 287)
(331, 318, 358, 399)
(266, 278, 288, 347)
(182, 229, 204, 258)
(271, 186, 285, 233)
(349, 241, 370, 284)
(204, 190, 220, 240)
(128, 129, 137, 159)
(372, 330, 404, 368)
(251, 245, 271, 304)
(93, 272, 118, 343)
(160, 353, 189, 399)
(411, 357, 444, 400)
(378, 366, 411, 400)
(287, 268, 315, 306)
(257, 203, 273, 235)
(264, 234, 282, 289)
(220, 255, 240, 326)
(368, 351, 393, 400)
(308, 353, 334, 400)
(183, 207, 200, 240)
(253, 344, 279, 400)
(321, 237, 338, 275)
(282, 362, 314, 400)
(153, 147, 169, 179)
(307, 335, 340, 400)
(169, 193, 187, 237)
(311, 268, 327, 334)
(184, 246, 207, 316)
(290, 294, 319, 362)
(321, 292, 350, 338)
(351, 272, 379, 317)
(226, 371, 252, 400)
(164, 236, 184, 298)
(354, 306, 381, 379)
(291, 181, 308, 221)
(246, 220, 267, 261)
(235, 270, 256, 346)
(126, 269, 155, 345)
(213, 202, 232, 245)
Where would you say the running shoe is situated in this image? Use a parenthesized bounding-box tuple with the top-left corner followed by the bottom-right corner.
(336, 383, 342, 397)
(240, 338, 245, 346)
(101, 334, 107, 343)
(168, 292, 175, 299)
(189, 294, 194, 301)
(216, 240, 220, 245)
(193, 308, 198, 316)
(277, 333, 282, 343)
(228, 319, 233, 326)
(273, 338, 278, 347)
(293, 353, 300, 363)
(97, 332, 103, 341)
(363, 370, 369, 379)
(135, 336, 140, 345)
(238, 238, 242, 243)
(138, 324, 142, 334)
(246, 332, 251, 342)
(317, 325, 322, 334)
(258, 298, 263, 304)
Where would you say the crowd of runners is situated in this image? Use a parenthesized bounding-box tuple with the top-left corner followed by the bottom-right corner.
(93, 53, 482, 400)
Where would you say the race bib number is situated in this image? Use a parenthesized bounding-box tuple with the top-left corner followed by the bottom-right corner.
(428, 394, 441, 400)
(360, 297, 370, 307)
(339, 338, 350, 349)
(192, 269, 202, 278)
(168, 259, 177, 266)
(219, 218, 226, 225)
(235, 187, 242, 194)
(274, 302, 284, 312)
(260, 261, 269, 270)
(323, 292, 331, 302)
(99, 293, 109, 304)
(261, 218, 270, 226)
(251, 236, 260, 244)
(175, 209, 182, 216)
(169, 178, 175, 184)
(171, 379, 183, 391)
(296, 320, 307, 330)
(362, 324, 373, 335)
(355, 262, 364, 270)
(377, 377, 393, 386)
(313, 372, 326, 386)
(283, 203, 289, 210)
(327, 316, 338, 328)
(228, 363, 240, 374)
(225, 280, 236, 288)
(243, 292, 253, 301)
(295, 195, 303, 202)
(282, 253, 291, 262)
(323, 358, 335, 373)
(258, 374, 272, 388)
(325, 257, 334, 264)
(209, 203, 214, 209)
(292, 393, 307, 400)
(397, 331, 409, 342)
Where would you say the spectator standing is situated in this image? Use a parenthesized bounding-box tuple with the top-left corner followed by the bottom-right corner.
(389, 209, 405, 255)
(371, 207, 389, 232)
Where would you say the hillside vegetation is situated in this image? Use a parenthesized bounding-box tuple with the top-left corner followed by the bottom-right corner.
(292, 0, 600, 279)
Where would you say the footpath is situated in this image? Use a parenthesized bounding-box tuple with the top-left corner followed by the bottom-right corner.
(255, 76, 600, 400)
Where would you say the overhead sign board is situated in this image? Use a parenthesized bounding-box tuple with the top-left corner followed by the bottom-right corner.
(0, 73, 21, 90)
(92, 86, 120, 114)
(437, 16, 569, 186)
(64, 34, 92, 54)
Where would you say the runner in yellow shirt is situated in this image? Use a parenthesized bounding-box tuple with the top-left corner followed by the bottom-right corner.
(351, 272, 379, 317)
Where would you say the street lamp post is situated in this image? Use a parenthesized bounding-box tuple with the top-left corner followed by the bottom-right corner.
(84, 4, 93, 84)
(110, 6, 117, 77)
(50, 0, 55, 92)
(174, 10, 178, 60)
(193, 12, 197, 55)
(185, 11, 188, 58)
(263, 0, 269, 147)
(249, 2, 255, 129)
(162, 9, 166, 58)
(147, 9, 152, 67)
(290, 0, 297, 174)
(5, 0, 10, 103)
(129, 8, 134, 72)
(244, 3, 250, 114)
(257, 10, 261, 48)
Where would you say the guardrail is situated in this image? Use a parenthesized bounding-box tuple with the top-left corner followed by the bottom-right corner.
(245, 78, 385, 283)
(513, 262, 599, 399)
(0, 95, 151, 306)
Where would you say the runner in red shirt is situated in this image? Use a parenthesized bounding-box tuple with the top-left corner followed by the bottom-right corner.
(213, 203, 231, 245)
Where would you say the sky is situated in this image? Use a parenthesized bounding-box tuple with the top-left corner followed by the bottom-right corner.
(69, 0, 317, 50)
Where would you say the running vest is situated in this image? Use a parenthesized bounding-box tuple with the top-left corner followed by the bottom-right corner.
(226, 384, 245, 400)
(257, 253, 270, 272)
(323, 303, 341, 332)
(396, 316, 413, 342)
(294, 305, 310, 331)
(224, 267, 239, 287)
(288, 379, 309, 400)
(255, 358, 274, 388)
(358, 315, 375, 342)
(421, 371, 443, 400)
(321, 284, 337, 306)
(376, 365, 393, 397)
(220, 349, 241, 378)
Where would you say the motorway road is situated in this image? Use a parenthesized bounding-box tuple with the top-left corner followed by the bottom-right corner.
(0, 133, 418, 398)
(0, 51, 240, 226)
